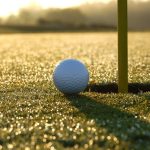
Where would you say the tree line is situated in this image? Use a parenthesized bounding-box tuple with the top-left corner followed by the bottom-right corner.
(0, 0, 150, 30)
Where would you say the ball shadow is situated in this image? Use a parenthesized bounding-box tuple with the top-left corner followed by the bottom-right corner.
(66, 94, 150, 147)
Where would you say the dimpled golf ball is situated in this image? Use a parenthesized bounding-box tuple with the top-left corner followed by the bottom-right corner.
(53, 59, 89, 94)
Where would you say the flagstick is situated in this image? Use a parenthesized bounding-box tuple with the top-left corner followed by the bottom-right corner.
(118, 0, 128, 93)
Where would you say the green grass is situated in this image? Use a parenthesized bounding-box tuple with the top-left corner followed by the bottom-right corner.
(0, 32, 150, 150)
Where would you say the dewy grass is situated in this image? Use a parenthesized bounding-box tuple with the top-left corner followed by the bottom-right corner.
(0, 33, 150, 149)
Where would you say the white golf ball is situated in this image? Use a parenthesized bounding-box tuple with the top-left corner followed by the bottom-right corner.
(53, 59, 89, 94)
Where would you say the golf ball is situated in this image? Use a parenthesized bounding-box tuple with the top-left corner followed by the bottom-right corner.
(53, 59, 89, 94)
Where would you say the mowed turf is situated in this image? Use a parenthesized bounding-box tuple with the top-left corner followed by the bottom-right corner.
(0, 32, 150, 150)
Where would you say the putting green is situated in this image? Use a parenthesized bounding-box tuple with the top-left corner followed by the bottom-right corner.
(0, 33, 149, 149)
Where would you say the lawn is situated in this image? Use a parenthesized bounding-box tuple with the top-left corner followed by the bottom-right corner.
(0, 32, 150, 150)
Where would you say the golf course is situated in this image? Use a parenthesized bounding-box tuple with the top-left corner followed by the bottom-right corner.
(0, 32, 149, 149)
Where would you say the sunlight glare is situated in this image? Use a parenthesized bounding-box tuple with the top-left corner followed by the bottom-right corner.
(0, 0, 31, 17)
(0, 0, 148, 17)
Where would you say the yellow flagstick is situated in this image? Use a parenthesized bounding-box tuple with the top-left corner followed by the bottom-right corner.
(118, 0, 128, 93)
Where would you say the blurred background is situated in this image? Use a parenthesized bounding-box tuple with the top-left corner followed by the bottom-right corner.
(0, 0, 150, 33)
